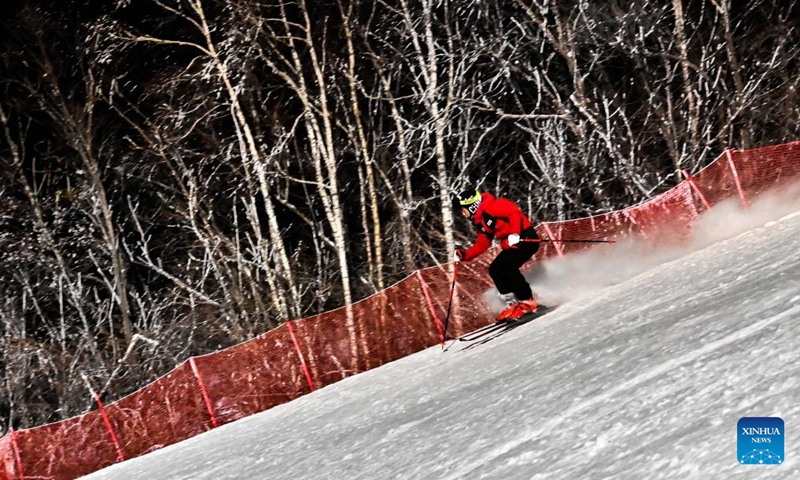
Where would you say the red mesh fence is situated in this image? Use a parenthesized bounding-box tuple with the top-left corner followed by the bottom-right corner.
(533, 178, 699, 261)
(292, 277, 434, 386)
(733, 142, 800, 198)
(106, 362, 213, 458)
(11, 411, 119, 480)
(288, 308, 363, 390)
(623, 182, 699, 244)
(537, 210, 633, 258)
(690, 152, 743, 207)
(3, 141, 800, 479)
(413, 263, 489, 339)
(191, 327, 311, 426)
(0, 434, 19, 480)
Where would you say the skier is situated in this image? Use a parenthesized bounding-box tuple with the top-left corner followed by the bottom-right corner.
(453, 188, 540, 321)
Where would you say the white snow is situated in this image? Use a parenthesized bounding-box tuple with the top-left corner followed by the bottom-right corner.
(82, 193, 800, 480)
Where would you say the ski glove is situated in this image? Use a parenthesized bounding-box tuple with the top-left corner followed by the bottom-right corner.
(454, 248, 467, 262)
(507, 233, 521, 247)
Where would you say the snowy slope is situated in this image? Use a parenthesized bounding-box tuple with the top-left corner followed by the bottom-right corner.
(83, 203, 800, 480)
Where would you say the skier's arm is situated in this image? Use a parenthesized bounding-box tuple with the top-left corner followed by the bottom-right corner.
(463, 232, 492, 261)
(487, 198, 527, 249)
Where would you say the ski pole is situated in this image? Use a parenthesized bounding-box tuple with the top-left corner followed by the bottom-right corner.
(520, 237, 615, 244)
(441, 262, 459, 348)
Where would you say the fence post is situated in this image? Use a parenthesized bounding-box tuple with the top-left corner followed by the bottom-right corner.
(622, 209, 645, 239)
(416, 270, 445, 342)
(682, 170, 712, 210)
(286, 321, 316, 392)
(542, 223, 564, 256)
(82, 375, 125, 463)
(10, 428, 24, 480)
(189, 358, 219, 428)
(726, 148, 749, 207)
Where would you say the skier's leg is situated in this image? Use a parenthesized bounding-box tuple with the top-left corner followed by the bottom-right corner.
(507, 263, 534, 300)
(489, 252, 521, 320)
(501, 248, 537, 300)
(496, 243, 538, 297)
(488, 251, 515, 296)
(490, 232, 540, 319)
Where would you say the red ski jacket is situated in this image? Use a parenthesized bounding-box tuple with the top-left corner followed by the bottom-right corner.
(461, 192, 534, 261)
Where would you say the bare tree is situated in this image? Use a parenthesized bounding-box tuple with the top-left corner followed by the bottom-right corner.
(125, 0, 301, 321)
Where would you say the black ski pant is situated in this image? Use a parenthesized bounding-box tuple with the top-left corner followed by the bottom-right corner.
(488, 228, 539, 301)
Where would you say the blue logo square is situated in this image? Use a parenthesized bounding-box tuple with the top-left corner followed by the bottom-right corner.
(738, 417, 784, 465)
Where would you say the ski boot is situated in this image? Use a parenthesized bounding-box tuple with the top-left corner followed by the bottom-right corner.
(506, 298, 538, 320)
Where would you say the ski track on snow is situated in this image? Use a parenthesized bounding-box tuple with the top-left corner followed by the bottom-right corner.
(442, 303, 800, 480)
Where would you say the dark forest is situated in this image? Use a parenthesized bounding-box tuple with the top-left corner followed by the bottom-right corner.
(1, 0, 798, 431)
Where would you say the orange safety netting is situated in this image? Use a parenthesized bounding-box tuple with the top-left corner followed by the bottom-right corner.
(2, 142, 800, 480)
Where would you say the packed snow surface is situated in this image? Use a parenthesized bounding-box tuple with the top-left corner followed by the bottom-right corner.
(84, 198, 800, 479)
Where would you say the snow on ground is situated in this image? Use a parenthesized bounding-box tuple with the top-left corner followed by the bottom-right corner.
(84, 193, 800, 480)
